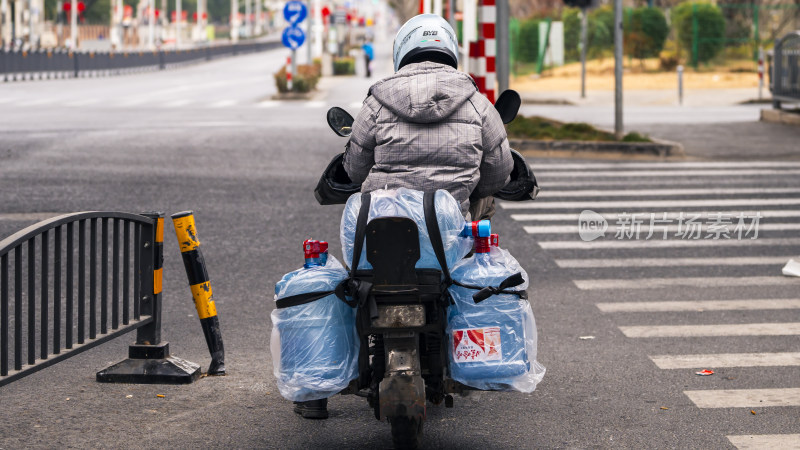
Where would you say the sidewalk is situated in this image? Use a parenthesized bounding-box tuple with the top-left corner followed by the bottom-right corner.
(515, 87, 799, 160)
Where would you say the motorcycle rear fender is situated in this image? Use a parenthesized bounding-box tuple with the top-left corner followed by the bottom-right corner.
(379, 375, 426, 421)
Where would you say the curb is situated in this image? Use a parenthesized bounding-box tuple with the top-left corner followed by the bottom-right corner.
(760, 108, 800, 126)
(509, 137, 685, 158)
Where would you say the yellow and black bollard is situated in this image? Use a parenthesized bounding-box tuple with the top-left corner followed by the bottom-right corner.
(171, 211, 226, 375)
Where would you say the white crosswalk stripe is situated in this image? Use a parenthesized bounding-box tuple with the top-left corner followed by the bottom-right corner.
(684, 388, 800, 408)
(727, 434, 800, 449)
(596, 299, 800, 312)
(649, 352, 800, 369)
(512, 158, 800, 440)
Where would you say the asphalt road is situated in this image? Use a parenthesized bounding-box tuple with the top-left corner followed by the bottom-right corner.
(1, 45, 799, 449)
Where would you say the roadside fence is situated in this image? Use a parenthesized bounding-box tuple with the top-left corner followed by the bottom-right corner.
(769, 31, 800, 109)
(1, 211, 199, 387)
(0, 40, 281, 82)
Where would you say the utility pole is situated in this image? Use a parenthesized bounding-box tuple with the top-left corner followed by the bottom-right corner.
(613, 0, 623, 140)
(306, 0, 312, 63)
(176, 0, 181, 46)
(148, 0, 155, 48)
(27, 0, 34, 47)
(230, 0, 238, 43)
(447, 0, 454, 30)
(70, 0, 76, 48)
(255, 0, 261, 35)
(580, 7, 587, 98)
(496, 0, 509, 94)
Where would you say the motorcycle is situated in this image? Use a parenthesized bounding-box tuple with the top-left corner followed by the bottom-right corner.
(314, 90, 539, 449)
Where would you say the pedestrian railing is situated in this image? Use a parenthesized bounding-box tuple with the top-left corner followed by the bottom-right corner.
(769, 31, 800, 109)
(0, 211, 169, 387)
(0, 40, 281, 82)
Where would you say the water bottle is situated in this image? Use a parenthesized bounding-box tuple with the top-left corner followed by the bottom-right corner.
(341, 188, 472, 270)
(270, 240, 359, 402)
(446, 225, 534, 388)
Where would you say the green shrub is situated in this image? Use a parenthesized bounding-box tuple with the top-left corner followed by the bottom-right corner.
(588, 6, 615, 57)
(624, 7, 669, 62)
(333, 57, 356, 75)
(274, 64, 321, 93)
(507, 115, 652, 142)
(672, 2, 726, 65)
(563, 8, 581, 62)
(517, 19, 541, 63)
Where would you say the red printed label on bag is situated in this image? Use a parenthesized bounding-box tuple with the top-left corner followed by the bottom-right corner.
(452, 327, 502, 363)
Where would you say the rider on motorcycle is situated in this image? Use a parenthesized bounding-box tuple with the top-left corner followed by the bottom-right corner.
(295, 13, 514, 420)
(343, 14, 514, 221)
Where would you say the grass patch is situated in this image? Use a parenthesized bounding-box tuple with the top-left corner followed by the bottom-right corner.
(507, 115, 652, 142)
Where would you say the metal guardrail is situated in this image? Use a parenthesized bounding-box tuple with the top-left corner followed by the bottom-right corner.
(0, 211, 161, 386)
(0, 41, 281, 82)
(769, 31, 800, 109)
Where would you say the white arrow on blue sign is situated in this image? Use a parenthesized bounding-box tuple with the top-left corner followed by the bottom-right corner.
(283, 1, 308, 24)
(282, 26, 306, 50)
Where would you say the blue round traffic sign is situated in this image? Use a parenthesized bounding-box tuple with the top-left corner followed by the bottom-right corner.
(283, 1, 308, 24)
(282, 26, 306, 50)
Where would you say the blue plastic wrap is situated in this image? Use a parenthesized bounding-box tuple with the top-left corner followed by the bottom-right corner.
(446, 247, 545, 392)
(270, 255, 360, 401)
(340, 188, 472, 270)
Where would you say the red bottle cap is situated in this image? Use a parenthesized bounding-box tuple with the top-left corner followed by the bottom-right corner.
(475, 236, 491, 253)
(490, 234, 499, 247)
(303, 240, 327, 258)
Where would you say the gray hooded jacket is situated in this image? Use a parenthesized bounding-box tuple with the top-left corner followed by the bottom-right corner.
(343, 61, 513, 215)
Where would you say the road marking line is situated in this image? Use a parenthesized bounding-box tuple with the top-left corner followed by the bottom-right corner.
(538, 237, 800, 249)
(539, 187, 800, 197)
(162, 99, 193, 108)
(727, 434, 800, 449)
(17, 98, 55, 107)
(534, 169, 800, 178)
(64, 98, 100, 107)
(0, 213, 63, 221)
(502, 198, 800, 209)
(538, 178, 792, 188)
(305, 101, 326, 108)
(255, 100, 281, 108)
(619, 322, 800, 338)
(597, 299, 800, 313)
(511, 210, 800, 221)
(575, 277, 797, 290)
(684, 388, 800, 408)
(209, 100, 237, 108)
(525, 223, 800, 234)
(558, 256, 793, 268)
(531, 162, 800, 169)
(650, 352, 800, 369)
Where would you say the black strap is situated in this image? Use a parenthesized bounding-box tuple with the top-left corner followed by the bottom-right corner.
(276, 290, 335, 309)
(350, 192, 371, 275)
(423, 191, 452, 285)
(452, 272, 528, 303)
(333, 192, 375, 314)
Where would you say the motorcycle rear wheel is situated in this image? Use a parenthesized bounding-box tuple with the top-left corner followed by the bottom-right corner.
(389, 416, 423, 449)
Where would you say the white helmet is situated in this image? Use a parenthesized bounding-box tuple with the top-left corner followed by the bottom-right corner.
(393, 14, 459, 72)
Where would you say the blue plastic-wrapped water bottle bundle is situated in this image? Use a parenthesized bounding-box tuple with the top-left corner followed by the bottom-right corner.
(340, 188, 472, 270)
(270, 240, 360, 402)
(446, 231, 545, 393)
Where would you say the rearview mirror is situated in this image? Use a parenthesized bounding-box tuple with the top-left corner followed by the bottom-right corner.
(494, 90, 521, 124)
(327, 107, 355, 137)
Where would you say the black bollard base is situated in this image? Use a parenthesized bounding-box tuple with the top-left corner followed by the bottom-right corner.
(96, 343, 201, 384)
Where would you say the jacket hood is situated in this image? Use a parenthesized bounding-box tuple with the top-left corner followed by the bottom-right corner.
(369, 62, 478, 123)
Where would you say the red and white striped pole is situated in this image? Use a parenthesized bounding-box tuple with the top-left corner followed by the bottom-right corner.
(479, 0, 496, 103)
(757, 46, 764, 101)
(286, 55, 293, 91)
